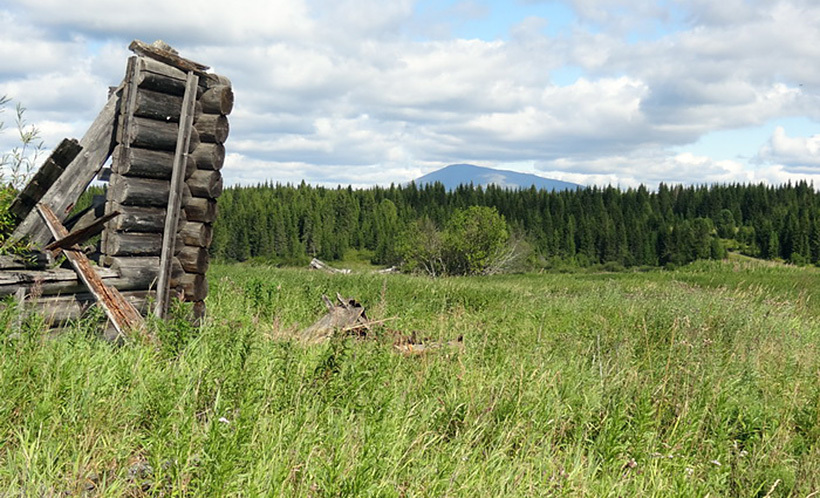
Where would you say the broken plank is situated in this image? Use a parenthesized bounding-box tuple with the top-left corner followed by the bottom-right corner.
(45, 211, 120, 254)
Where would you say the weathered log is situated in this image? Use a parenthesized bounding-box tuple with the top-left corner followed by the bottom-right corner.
(200, 84, 234, 115)
(0, 254, 49, 271)
(108, 256, 159, 285)
(194, 114, 229, 144)
(189, 143, 225, 171)
(170, 272, 208, 301)
(109, 204, 167, 233)
(110, 176, 170, 207)
(9, 86, 120, 248)
(133, 88, 203, 123)
(9, 138, 83, 222)
(177, 246, 209, 274)
(202, 73, 231, 89)
(22, 290, 154, 328)
(183, 197, 218, 223)
(104, 232, 163, 256)
(112, 146, 196, 180)
(187, 170, 223, 199)
(178, 221, 213, 247)
(301, 294, 369, 343)
(121, 116, 200, 152)
(136, 57, 192, 96)
(129, 40, 210, 74)
(0, 265, 163, 298)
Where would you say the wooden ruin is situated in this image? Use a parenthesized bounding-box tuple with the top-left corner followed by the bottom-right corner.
(2, 40, 232, 336)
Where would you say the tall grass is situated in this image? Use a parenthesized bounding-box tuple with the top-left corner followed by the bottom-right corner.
(1, 262, 819, 496)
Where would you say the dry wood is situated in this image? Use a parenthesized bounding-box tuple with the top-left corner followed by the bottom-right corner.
(110, 176, 170, 207)
(202, 73, 232, 89)
(9, 138, 83, 222)
(136, 57, 188, 96)
(9, 85, 121, 248)
(63, 195, 106, 232)
(112, 146, 196, 180)
(157, 70, 199, 318)
(194, 114, 229, 144)
(177, 245, 209, 274)
(45, 211, 120, 254)
(189, 143, 225, 171)
(183, 197, 218, 223)
(123, 116, 200, 152)
(200, 84, 234, 115)
(187, 169, 223, 199)
(108, 256, 160, 283)
(170, 272, 208, 301)
(0, 254, 49, 271)
(129, 40, 210, 74)
(36, 203, 145, 337)
(133, 88, 202, 122)
(109, 204, 169, 233)
(178, 221, 213, 247)
(25, 290, 153, 328)
(104, 232, 163, 256)
(301, 294, 368, 343)
(309, 258, 352, 274)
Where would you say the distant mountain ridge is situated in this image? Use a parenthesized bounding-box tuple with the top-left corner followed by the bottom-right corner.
(414, 164, 581, 191)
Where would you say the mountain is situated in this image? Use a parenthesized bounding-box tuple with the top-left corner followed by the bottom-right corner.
(413, 164, 581, 191)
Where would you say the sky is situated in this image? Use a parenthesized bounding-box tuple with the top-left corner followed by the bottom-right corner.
(1, 0, 819, 189)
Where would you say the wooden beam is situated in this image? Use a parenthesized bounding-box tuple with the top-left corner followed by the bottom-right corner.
(36, 203, 145, 338)
(129, 40, 209, 74)
(44, 211, 120, 254)
(156, 71, 199, 318)
(10, 85, 122, 248)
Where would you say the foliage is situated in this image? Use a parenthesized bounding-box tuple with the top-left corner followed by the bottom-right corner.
(2, 262, 820, 495)
(212, 181, 820, 271)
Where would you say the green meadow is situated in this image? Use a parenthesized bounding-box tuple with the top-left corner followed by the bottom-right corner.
(1, 260, 819, 496)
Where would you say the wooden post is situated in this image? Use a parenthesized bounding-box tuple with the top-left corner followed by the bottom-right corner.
(36, 203, 145, 337)
(155, 71, 199, 318)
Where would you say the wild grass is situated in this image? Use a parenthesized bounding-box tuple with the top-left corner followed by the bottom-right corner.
(1, 261, 819, 496)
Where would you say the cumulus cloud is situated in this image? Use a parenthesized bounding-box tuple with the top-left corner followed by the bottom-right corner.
(1, 0, 819, 188)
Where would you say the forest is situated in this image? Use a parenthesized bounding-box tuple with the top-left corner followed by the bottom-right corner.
(211, 180, 820, 270)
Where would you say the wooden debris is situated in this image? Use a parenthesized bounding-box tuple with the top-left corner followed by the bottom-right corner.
(308, 258, 352, 274)
(301, 293, 369, 343)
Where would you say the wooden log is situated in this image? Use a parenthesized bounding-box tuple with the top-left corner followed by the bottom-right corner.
(202, 73, 231, 89)
(110, 204, 168, 232)
(108, 256, 159, 285)
(200, 84, 234, 115)
(0, 267, 160, 297)
(122, 116, 200, 152)
(178, 221, 213, 247)
(0, 253, 49, 270)
(190, 143, 225, 171)
(23, 290, 153, 328)
(187, 170, 223, 199)
(177, 245, 209, 274)
(112, 146, 196, 180)
(194, 114, 229, 144)
(9, 86, 121, 248)
(183, 197, 218, 223)
(110, 176, 170, 207)
(170, 272, 208, 301)
(9, 138, 83, 222)
(129, 40, 210, 74)
(36, 203, 145, 336)
(104, 232, 163, 256)
(136, 57, 188, 96)
(133, 88, 202, 123)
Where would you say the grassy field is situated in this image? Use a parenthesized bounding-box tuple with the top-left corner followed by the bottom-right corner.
(1, 260, 819, 496)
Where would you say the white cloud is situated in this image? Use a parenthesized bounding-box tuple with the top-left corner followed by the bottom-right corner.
(756, 127, 820, 172)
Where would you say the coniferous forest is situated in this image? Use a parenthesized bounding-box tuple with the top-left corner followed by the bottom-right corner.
(211, 180, 820, 270)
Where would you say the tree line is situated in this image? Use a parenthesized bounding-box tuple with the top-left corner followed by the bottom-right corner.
(211, 180, 820, 270)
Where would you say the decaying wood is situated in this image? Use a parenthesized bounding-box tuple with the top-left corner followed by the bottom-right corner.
(0, 254, 49, 271)
(63, 195, 106, 232)
(36, 203, 145, 337)
(104, 232, 163, 256)
(133, 88, 202, 123)
(178, 221, 213, 247)
(183, 197, 218, 223)
(122, 116, 200, 152)
(9, 138, 83, 222)
(177, 245, 209, 274)
(23, 290, 153, 328)
(110, 176, 171, 207)
(200, 84, 234, 115)
(9, 85, 121, 248)
(113, 145, 196, 180)
(109, 204, 168, 233)
(309, 258, 351, 274)
(301, 293, 369, 343)
(189, 143, 225, 171)
(45, 211, 120, 254)
(187, 169, 223, 199)
(194, 114, 229, 144)
(157, 70, 199, 319)
(170, 272, 208, 301)
(129, 39, 210, 74)
(136, 57, 189, 96)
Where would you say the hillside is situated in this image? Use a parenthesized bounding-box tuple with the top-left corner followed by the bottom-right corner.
(414, 163, 581, 191)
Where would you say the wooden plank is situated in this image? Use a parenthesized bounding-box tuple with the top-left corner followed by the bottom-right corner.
(8, 87, 121, 248)
(129, 40, 210, 73)
(156, 71, 199, 318)
(8, 138, 83, 222)
(36, 203, 145, 337)
(44, 211, 120, 254)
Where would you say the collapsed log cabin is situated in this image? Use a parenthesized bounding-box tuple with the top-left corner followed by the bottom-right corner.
(2, 40, 233, 336)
